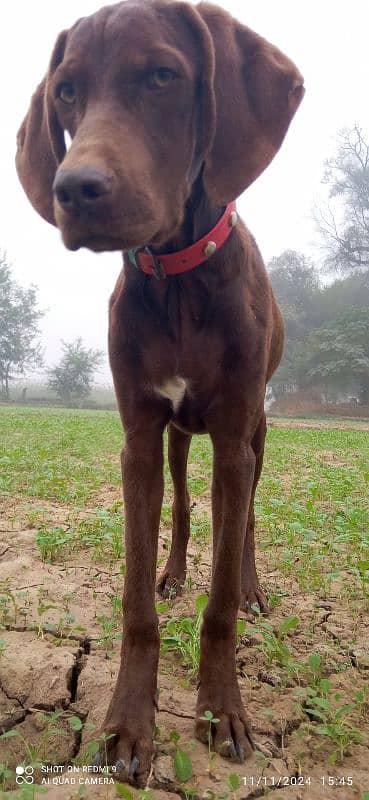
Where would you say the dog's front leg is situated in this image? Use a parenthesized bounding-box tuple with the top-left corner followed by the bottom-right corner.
(98, 418, 165, 786)
(195, 432, 255, 762)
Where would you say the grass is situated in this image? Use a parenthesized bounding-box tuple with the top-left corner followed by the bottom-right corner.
(35, 505, 125, 563)
(1, 408, 368, 600)
(0, 407, 122, 503)
(257, 428, 369, 599)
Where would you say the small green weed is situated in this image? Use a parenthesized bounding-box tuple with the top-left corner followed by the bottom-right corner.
(24, 506, 48, 528)
(36, 525, 74, 562)
(296, 678, 363, 763)
(170, 730, 193, 782)
(74, 728, 116, 766)
(0, 581, 21, 626)
(200, 710, 219, 774)
(160, 594, 208, 678)
(245, 615, 300, 679)
(115, 785, 154, 800)
(160, 503, 172, 525)
(225, 772, 241, 800)
(190, 509, 211, 545)
(0, 761, 12, 792)
(96, 596, 123, 656)
(77, 505, 124, 561)
(35, 505, 124, 563)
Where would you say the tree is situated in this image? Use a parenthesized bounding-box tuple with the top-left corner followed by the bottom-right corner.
(315, 270, 369, 324)
(267, 247, 369, 406)
(47, 338, 104, 406)
(0, 251, 44, 400)
(267, 250, 322, 393)
(268, 250, 322, 339)
(297, 310, 369, 403)
(314, 126, 369, 272)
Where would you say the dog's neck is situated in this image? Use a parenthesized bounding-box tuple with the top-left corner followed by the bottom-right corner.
(126, 181, 242, 332)
(125, 177, 241, 289)
(151, 178, 224, 256)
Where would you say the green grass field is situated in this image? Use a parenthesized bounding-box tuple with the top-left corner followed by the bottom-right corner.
(0, 406, 369, 798)
(1, 407, 368, 599)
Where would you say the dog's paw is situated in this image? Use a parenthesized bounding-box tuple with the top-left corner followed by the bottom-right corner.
(93, 728, 153, 787)
(240, 585, 268, 615)
(156, 567, 185, 599)
(195, 705, 254, 763)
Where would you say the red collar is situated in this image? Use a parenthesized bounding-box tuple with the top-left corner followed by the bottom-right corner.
(127, 201, 237, 279)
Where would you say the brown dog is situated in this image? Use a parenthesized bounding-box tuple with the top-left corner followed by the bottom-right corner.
(16, 0, 304, 786)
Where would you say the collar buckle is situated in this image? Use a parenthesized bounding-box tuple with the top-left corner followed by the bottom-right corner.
(128, 246, 166, 280)
(144, 246, 166, 280)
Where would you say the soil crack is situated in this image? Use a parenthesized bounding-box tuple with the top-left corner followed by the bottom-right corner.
(0, 709, 27, 734)
(5, 623, 91, 648)
(0, 679, 26, 709)
(67, 647, 88, 704)
(159, 706, 195, 720)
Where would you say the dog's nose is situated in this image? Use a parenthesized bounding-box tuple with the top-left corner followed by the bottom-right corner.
(53, 167, 112, 213)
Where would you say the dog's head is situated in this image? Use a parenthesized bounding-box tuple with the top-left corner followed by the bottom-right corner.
(16, 0, 304, 252)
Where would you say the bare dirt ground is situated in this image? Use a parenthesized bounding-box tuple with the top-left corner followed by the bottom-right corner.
(1, 476, 369, 798)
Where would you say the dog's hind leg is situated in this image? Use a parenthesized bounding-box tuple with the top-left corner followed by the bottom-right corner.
(240, 412, 268, 614)
(156, 423, 192, 598)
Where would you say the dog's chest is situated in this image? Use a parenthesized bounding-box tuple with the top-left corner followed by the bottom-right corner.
(154, 376, 187, 411)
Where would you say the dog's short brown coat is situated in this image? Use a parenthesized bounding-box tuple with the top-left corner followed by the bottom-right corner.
(16, 0, 304, 785)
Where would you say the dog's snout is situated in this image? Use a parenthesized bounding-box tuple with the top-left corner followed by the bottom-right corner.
(53, 167, 112, 213)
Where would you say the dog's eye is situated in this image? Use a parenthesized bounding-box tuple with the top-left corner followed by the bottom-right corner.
(57, 82, 76, 105)
(147, 68, 177, 89)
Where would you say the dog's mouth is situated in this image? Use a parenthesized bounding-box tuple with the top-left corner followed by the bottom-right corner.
(60, 224, 160, 254)
(57, 214, 161, 254)
(73, 235, 128, 253)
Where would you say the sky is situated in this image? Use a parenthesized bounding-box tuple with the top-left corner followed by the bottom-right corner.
(1, 1, 369, 383)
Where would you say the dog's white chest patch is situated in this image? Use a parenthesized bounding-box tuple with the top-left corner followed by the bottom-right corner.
(155, 377, 187, 411)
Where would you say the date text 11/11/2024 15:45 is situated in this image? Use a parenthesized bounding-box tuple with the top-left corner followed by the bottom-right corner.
(243, 775, 355, 789)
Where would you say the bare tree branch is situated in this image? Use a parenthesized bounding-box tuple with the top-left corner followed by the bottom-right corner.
(314, 126, 369, 273)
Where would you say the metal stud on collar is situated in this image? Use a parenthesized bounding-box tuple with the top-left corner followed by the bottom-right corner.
(229, 210, 238, 228)
(203, 240, 217, 258)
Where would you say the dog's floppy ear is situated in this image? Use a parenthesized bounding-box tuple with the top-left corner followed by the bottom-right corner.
(16, 31, 68, 225)
(196, 2, 304, 204)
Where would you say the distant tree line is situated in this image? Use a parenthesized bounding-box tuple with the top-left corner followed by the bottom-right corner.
(0, 252, 103, 405)
(268, 251, 369, 403)
(0, 252, 43, 400)
(269, 126, 369, 408)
